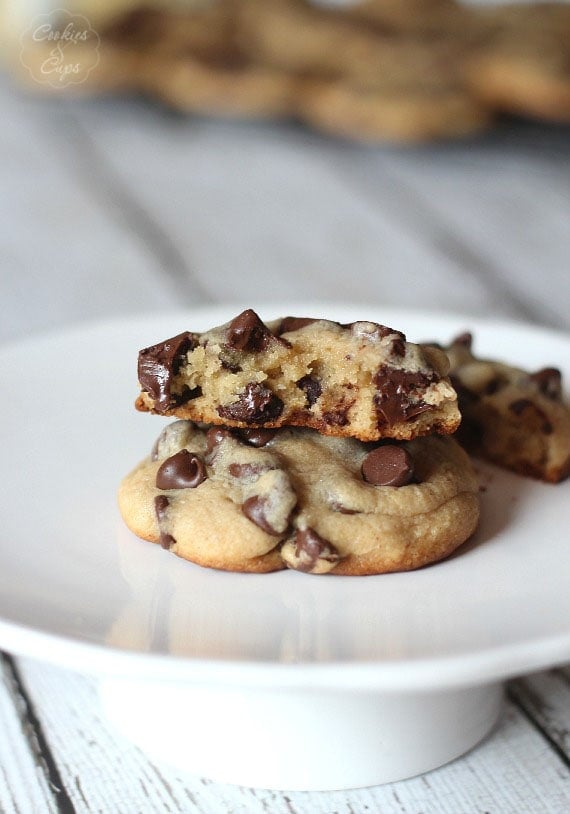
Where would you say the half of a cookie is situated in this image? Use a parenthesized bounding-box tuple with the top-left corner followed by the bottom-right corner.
(441, 332, 570, 483)
(118, 421, 480, 575)
(135, 309, 460, 442)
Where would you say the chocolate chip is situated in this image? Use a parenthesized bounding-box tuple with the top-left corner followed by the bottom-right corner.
(391, 336, 406, 357)
(452, 332, 473, 349)
(236, 428, 277, 447)
(484, 378, 502, 395)
(509, 399, 553, 434)
(229, 463, 266, 479)
(154, 495, 176, 549)
(217, 382, 284, 423)
(225, 309, 276, 352)
(374, 366, 436, 427)
(156, 450, 207, 489)
(323, 406, 351, 427)
(138, 332, 198, 413)
(205, 426, 234, 454)
(277, 316, 317, 334)
(509, 398, 533, 416)
(173, 385, 202, 407)
(221, 359, 243, 373)
(242, 496, 280, 535)
(296, 375, 322, 407)
(528, 367, 562, 400)
(361, 445, 415, 487)
(291, 528, 340, 572)
(155, 494, 170, 519)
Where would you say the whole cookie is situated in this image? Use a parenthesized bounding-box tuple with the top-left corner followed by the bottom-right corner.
(297, 78, 489, 144)
(141, 52, 298, 120)
(118, 421, 480, 575)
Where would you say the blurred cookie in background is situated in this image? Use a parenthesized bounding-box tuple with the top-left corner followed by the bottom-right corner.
(4, 0, 570, 140)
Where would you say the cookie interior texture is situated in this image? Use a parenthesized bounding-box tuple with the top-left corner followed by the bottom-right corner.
(135, 309, 461, 442)
(441, 333, 570, 483)
(118, 422, 481, 575)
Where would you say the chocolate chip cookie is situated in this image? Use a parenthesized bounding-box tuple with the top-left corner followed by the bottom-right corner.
(17, 0, 570, 141)
(441, 333, 570, 483)
(118, 421, 480, 575)
(135, 309, 460, 442)
(465, 16, 570, 124)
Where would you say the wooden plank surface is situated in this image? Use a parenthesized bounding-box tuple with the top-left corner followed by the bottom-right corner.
(0, 658, 568, 813)
(0, 657, 58, 814)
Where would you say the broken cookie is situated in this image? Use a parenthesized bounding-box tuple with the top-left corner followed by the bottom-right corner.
(135, 309, 461, 443)
(441, 332, 570, 483)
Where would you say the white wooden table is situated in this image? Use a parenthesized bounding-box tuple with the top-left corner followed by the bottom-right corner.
(1, 71, 569, 812)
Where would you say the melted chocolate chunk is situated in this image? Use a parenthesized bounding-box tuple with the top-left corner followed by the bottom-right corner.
(292, 528, 340, 572)
(528, 367, 562, 400)
(374, 366, 436, 427)
(138, 331, 198, 413)
(277, 316, 318, 334)
(225, 309, 277, 352)
(154, 495, 176, 549)
(217, 383, 284, 424)
(156, 450, 207, 489)
(242, 496, 280, 535)
(361, 445, 415, 487)
(174, 384, 202, 407)
(237, 428, 277, 447)
(296, 375, 322, 407)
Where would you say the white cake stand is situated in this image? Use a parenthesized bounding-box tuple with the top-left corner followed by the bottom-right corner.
(0, 307, 568, 790)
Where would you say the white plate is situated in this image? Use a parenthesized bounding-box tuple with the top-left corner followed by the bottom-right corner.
(1, 304, 569, 693)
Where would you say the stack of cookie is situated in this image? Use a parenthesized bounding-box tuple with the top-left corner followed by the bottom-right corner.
(118, 309, 482, 574)
(14, 0, 570, 142)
